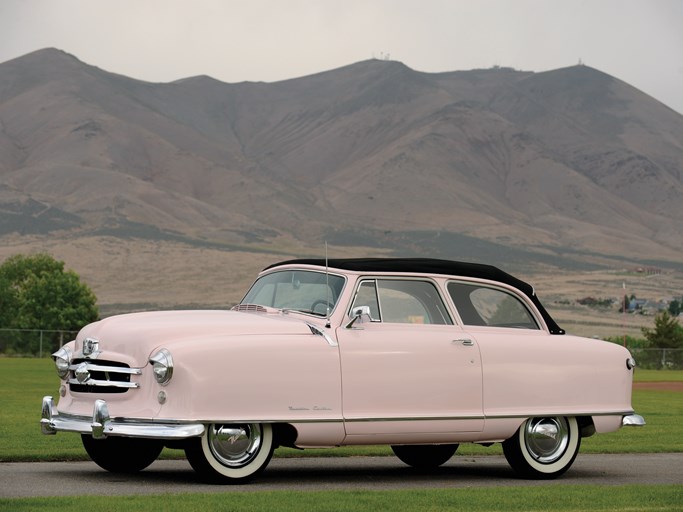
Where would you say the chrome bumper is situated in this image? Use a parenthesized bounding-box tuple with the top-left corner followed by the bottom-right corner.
(40, 396, 205, 440)
(622, 413, 646, 427)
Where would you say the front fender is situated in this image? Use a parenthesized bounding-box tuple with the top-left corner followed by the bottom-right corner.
(152, 334, 343, 423)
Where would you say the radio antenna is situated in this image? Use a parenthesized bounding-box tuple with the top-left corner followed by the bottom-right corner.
(325, 241, 331, 328)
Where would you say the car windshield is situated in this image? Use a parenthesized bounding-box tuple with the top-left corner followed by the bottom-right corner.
(241, 270, 345, 316)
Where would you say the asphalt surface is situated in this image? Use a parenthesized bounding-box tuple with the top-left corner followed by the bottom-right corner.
(2, 453, 682, 497)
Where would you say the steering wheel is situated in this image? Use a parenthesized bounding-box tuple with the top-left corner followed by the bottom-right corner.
(310, 299, 334, 314)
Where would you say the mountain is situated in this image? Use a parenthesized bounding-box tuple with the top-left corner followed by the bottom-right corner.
(1, 48, 682, 272)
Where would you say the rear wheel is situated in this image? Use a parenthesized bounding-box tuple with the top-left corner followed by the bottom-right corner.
(391, 444, 459, 468)
(185, 423, 274, 483)
(81, 435, 163, 473)
(503, 416, 580, 479)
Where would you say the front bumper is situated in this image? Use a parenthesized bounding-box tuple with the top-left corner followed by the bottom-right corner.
(40, 396, 205, 440)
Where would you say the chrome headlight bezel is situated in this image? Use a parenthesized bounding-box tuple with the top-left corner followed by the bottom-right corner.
(149, 349, 174, 385)
(52, 346, 73, 379)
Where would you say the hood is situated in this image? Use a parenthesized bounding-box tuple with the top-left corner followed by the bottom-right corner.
(75, 309, 312, 365)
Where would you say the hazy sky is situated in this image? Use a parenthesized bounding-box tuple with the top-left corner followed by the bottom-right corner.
(1, 0, 682, 114)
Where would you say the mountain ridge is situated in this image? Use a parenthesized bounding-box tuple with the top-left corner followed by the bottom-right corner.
(1, 48, 682, 271)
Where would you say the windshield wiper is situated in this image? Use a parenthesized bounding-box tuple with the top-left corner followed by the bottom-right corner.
(281, 308, 326, 317)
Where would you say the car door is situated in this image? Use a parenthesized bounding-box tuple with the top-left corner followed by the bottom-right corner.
(445, 280, 589, 417)
(336, 278, 484, 437)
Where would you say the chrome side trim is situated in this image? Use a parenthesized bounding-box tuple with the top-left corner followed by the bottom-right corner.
(345, 415, 485, 423)
(622, 414, 646, 426)
(40, 396, 205, 439)
(307, 323, 338, 347)
(344, 410, 638, 423)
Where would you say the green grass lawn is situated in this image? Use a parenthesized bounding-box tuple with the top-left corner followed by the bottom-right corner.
(2, 485, 682, 512)
(1, 359, 681, 511)
(634, 368, 683, 382)
(1, 359, 681, 462)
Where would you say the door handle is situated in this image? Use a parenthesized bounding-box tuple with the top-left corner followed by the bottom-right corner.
(453, 338, 474, 346)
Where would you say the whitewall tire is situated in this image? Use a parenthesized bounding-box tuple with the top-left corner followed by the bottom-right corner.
(185, 423, 274, 483)
(503, 416, 581, 479)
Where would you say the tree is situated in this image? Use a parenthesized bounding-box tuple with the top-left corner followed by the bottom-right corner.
(641, 310, 683, 349)
(0, 253, 99, 332)
(0, 273, 18, 328)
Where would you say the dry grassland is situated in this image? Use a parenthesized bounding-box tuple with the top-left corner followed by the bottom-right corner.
(0, 235, 387, 314)
(531, 269, 682, 338)
(1, 235, 680, 339)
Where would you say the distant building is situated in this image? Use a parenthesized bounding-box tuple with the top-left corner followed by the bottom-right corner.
(628, 298, 667, 315)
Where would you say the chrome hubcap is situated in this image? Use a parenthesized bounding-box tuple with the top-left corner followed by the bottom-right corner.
(524, 417, 569, 464)
(208, 424, 262, 467)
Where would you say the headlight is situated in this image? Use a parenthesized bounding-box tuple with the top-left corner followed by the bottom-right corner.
(626, 357, 637, 370)
(52, 346, 72, 379)
(149, 349, 174, 385)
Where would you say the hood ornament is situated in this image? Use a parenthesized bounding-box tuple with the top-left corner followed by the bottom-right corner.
(82, 338, 100, 358)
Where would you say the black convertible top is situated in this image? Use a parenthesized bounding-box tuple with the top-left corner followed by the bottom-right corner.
(266, 258, 565, 335)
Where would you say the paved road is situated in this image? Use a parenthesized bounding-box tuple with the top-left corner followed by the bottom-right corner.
(2, 454, 682, 497)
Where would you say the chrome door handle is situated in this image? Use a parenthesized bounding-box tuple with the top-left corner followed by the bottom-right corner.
(453, 339, 474, 346)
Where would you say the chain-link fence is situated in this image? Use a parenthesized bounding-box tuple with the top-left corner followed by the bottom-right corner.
(1, 329, 681, 368)
(0, 329, 78, 358)
(629, 348, 683, 370)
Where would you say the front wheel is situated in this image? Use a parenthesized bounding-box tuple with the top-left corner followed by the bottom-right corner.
(81, 435, 163, 473)
(503, 416, 581, 479)
(185, 423, 274, 484)
(391, 444, 459, 468)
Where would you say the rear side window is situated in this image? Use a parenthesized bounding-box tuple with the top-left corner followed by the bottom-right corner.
(447, 282, 539, 329)
(351, 279, 452, 325)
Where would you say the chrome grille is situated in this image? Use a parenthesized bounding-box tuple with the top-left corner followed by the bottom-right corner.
(68, 359, 141, 394)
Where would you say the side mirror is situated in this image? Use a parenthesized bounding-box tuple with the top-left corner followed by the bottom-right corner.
(345, 305, 371, 329)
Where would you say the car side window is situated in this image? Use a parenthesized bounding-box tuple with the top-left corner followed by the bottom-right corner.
(447, 282, 539, 329)
(351, 279, 452, 325)
(354, 280, 381, 320)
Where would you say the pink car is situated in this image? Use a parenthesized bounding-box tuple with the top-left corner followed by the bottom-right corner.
(42, 258, 644, 483)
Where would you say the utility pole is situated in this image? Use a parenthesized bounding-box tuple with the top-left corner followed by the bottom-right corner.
(622, 282, 627, 347)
